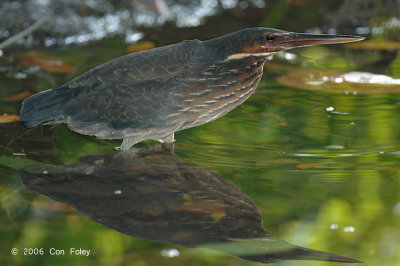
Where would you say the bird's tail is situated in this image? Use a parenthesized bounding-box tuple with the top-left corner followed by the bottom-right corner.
(20, 87, 70, 128)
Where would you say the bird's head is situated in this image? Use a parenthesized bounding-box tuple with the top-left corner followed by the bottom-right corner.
(214, 27, 364, 61)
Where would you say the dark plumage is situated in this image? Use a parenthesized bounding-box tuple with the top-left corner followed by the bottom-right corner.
(20, 28, 363, 149)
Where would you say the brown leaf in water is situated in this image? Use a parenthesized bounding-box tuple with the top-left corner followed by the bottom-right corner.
(29, 200, 73, 212)
(211, 211, 226, 222)
(126, 41, 156, 54)
(177, 200, 226, 221)
(0, 114, 20, 123)
(345, 40, 400, 50)
(2, 91, 32, 101)
(296, 163, 326, 170)
(18, 51, 76, 74)
(296, 163, 312, 170)
(265, 63, 400, 94)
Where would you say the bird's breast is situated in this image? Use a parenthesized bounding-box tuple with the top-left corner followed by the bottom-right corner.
(175, 56, 266, 129)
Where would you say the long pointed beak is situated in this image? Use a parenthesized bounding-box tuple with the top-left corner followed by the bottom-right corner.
(272, 32, 365, 51)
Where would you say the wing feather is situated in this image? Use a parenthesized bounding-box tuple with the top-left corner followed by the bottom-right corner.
(21, 39, 202, 140)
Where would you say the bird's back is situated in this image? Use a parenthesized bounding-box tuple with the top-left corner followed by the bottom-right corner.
(68, 39, 202, 88)
(20, 40, 202, 140)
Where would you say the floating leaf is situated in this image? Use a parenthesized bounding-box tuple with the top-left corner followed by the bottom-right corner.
(211, 211, 226, 222)
(2, 91, 32, 101)
(296, 163, 326, 170)
(18, 51, 76, 74)
(126, 41, 156, 54)
(296, 163, 312, 170)
(177, 200, 226, 221)
(345, 40, 400, 50)
(29, 200, 72, 212)
(265, 63, 400, 94)
(0, 114, 20, 123)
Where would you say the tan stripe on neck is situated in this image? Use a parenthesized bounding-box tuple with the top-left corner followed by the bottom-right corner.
(224, 52, 272, 61)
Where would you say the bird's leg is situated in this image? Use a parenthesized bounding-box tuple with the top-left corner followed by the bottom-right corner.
(161, 142, 174, 154)
(160, 132, 175, 154)
(119, 136, 138, 150)
(160, 132, 174, 144)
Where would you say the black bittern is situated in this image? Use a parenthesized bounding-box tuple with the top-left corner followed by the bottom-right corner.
(20, 28, 364, 149)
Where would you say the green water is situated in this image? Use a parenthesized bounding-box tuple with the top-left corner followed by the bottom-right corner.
(1, 1, 400, 265)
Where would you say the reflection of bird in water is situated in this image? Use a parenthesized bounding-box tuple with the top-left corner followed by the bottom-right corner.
(20, 28, 363, 150)
(21, 145, 361, 263)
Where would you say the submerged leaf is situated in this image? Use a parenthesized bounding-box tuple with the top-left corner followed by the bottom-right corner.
(126, 41, 156, 54)
(29, 200, 72, 212)
(296, 163, 326, 170)
(0, 114, 20, 123)
(2, 91, 32, 101)
(296, 163, 312, 170)
(18, 51, 76, 74)
(265, 63, 400, 94)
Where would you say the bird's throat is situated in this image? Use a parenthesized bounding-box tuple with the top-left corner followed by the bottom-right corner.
(224, 52, 273, 62)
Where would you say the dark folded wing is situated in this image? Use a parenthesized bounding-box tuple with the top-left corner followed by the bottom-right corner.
(21, 39, 201, 136)
(62, 79, 185, 139)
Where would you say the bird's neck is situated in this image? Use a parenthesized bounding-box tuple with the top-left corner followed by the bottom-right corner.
(180, 55, 266, 127)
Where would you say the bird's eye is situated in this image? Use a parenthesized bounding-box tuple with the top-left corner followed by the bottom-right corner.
(266, 34, 275, 42)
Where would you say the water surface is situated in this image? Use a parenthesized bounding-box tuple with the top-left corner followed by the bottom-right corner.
(1, 1, 399, 265)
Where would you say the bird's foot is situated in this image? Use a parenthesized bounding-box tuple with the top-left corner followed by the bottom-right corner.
(159, 133, 175, 154)
(161, 142, 174, 155)
(119, 136, 139, 151)
(159, 133, 175, 144)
